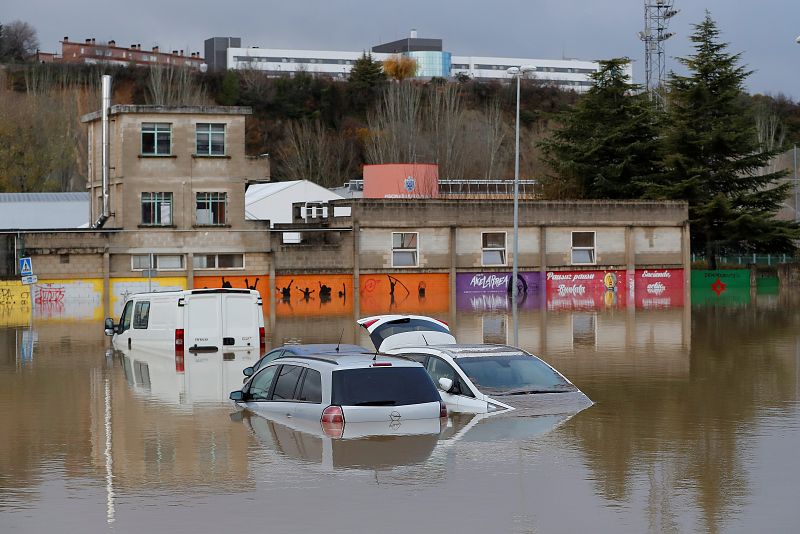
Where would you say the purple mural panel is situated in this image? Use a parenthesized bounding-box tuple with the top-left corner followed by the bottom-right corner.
(456, 272, 545, 311)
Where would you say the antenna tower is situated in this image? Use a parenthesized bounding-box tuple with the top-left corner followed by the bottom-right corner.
(639, 0, 678, 107)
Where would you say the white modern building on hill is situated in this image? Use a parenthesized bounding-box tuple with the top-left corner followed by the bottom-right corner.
(210, 30, 626, 92)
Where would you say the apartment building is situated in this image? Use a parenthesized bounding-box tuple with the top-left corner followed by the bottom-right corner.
(56, 37, 206, 70)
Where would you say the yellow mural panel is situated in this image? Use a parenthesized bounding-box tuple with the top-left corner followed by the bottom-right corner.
(110, 277, 187, 317)
(0, 280, 32, 327)
(33, 279, 104, 322)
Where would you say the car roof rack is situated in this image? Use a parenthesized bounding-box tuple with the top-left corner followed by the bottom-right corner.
(274, 354, 340, 365)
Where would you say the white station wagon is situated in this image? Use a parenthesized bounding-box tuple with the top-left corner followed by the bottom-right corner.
(230, 350, 447, 438)
(358, 315, 592, 414)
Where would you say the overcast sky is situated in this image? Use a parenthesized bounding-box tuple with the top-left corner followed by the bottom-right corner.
(5, 0, 800, 99)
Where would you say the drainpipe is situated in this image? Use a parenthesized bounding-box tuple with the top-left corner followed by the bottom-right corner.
(94, 75, 112, 228)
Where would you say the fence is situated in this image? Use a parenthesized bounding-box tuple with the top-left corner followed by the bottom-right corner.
(691, 253, 795, 266)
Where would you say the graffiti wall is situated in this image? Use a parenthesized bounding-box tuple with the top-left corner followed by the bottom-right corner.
(275, 274, 354, 317)
(0, 280, 32, 327)
(359, 273, 449, 315)
(545, 270, 628, 311)
(455, 272, 545, 312)
(33, 279, 104, 321)
(110, 277, 186, 317)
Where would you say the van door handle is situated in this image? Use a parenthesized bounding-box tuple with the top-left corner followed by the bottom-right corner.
(189, 345, 219, 353)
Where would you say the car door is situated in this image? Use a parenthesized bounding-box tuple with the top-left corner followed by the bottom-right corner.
(427, 356, 488, 413)
(246, 364, 304, 419)
(114, 300, 134, 350)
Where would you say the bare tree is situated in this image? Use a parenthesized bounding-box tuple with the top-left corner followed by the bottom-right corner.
(427, 83, 465, 179)
(0, 20, 39, 62)
(146, 65, 208, 106)
(754, 102, 786, 176)
(482, 98, 509, 180)
(365, 81, 423, 164)
(278, 119, 355, 187)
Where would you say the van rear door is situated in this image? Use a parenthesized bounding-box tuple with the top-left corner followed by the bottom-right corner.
(184, 292, 223, 352)
(222, 292, 260, 350)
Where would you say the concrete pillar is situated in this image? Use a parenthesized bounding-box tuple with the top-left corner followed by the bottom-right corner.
(268, 255, 276, 336)
(449, 226, 457, 325)
(682, 221, 691, 309)
(102, 249, 110, 320)
(353, 221, 360, 320)
(186, 252, 194, 289)
(538, 226, 548, 352)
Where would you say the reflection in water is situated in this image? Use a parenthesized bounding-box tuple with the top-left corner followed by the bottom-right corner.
(1, 295, 800, 532)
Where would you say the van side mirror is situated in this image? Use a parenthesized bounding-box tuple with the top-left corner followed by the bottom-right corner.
(229, 390, 245, 402)
(438, 377, 454, 392)
(243, 366, 254, 377)
(104, 318, 116, 336)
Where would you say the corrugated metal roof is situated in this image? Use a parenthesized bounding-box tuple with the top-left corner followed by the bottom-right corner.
(0, 193, 90, 229)
(0, 192, 90, 202)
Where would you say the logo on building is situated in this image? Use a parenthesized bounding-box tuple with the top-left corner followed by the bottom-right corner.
(404, 176, 416, 193)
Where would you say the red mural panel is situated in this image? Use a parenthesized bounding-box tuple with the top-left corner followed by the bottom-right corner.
(634, 269, 685, 308)
(545, 270, 628, 311)
(359, 273, 449, 315)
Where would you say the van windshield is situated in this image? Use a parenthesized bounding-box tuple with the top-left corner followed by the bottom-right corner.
(456, 355, 575, 394)
(332, 367, 440, 407)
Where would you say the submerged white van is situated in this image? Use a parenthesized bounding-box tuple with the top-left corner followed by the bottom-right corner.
(105, 288, 266, 355)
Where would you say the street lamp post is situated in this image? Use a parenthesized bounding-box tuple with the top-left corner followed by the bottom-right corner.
(506, 65, 535, 346)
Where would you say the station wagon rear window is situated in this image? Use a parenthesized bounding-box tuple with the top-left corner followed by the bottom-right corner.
(331, 367, 439, 407)
(367, 318, 449, 350)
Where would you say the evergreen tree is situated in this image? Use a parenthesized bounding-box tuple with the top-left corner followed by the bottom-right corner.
(538, 58, 662, 199)
(218, 70, 240, 105)
(346, 52, 386, 116)
(648, 13, 799, 268)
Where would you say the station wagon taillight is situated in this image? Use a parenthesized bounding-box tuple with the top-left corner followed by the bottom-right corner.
(259, 327, 266, 354)
(371, 362, 392, 367)
(439, 401, 448, 418)
(321, 405, 344, 438)
(361, 319, 379, 329)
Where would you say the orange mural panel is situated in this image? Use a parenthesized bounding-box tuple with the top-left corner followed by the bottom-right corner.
(359, 273, 449, 315)
(275, 274, 354, 317)
(194, 275, 269, 298)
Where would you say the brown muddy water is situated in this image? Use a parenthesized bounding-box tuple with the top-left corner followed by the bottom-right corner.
(1, 295, 799, 533)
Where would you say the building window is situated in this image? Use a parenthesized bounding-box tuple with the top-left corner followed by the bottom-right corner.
(60, 254, 70, 264)
(196, 192, 227, 225)
(193, 254, 244, 269)
(141, 122, 171, 155)
(571, 231, 596, 264)
(141, 192, 173, 225)
(482, 232, 506, 266)
(131, 254, 185, 271)
(196, 123, 225, 156)
(392, 232, 418, 267)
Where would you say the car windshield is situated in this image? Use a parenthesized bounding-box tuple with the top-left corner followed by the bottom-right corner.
(456, 355, 575, 394)
(331, 367, 440, 407)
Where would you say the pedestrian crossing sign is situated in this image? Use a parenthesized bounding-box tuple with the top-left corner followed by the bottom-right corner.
(19, 257, 32, 276)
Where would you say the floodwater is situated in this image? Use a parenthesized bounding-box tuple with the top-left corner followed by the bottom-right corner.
(2, 293, 800, 533)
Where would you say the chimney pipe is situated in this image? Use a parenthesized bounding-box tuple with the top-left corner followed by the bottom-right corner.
(152, 45, 159, 53)
(109, 40, 116, 47)
(94, 75, 112, 228)
(86, 38, 91, 44)
(410, 29, 417, 39)
(64, 36, 69, 42)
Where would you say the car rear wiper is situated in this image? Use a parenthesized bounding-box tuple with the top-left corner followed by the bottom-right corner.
(353, 400, 397, 406)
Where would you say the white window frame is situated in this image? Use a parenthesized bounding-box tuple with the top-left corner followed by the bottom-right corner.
(131, 254, 185, 271)
(571, 231, 596, 265)
(193, 253, 245, 270)
(195, 123, 226, 156)
(481, 231, 507, 267)
(391, 232, 419, 268)
(140, 192, 173, 226)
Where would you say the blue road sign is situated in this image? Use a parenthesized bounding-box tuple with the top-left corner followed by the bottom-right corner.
(19, 257, 32, 276)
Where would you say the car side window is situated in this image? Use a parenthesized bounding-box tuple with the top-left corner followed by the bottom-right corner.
(427, 356, 475, 396)
(271, 365, 303, 401)
(248, 365, 279, 400)
(256, 349, 284, 371)
(133, 301, 150, 329)
(118, 301, 134, 333)
(296, 369, 322, 403)
(404, 353, 429, 365)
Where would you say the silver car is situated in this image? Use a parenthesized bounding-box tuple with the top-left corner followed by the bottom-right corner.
(230, 351, 447, 438)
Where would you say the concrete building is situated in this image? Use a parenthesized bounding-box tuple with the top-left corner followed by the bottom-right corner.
(204, 37, 241, 72)
(221, 30, 614, 91)
(52, 37, 206, 70)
